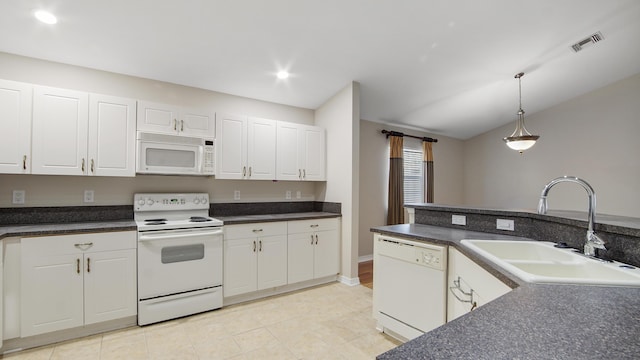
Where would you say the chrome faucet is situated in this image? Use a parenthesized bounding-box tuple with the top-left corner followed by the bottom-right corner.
(537, 176, 606, 256)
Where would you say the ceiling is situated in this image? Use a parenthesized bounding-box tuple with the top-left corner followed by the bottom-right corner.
(1, 0, 639, 139)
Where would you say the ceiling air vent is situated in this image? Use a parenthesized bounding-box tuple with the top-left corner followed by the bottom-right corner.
(571, 31, 604, 52)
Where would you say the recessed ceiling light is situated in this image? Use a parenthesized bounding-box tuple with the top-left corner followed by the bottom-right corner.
(34, 10, 57, 25)
(277, 71, 289, 79)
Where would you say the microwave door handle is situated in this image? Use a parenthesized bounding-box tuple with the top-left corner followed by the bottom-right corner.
(138, 229, 223, 241)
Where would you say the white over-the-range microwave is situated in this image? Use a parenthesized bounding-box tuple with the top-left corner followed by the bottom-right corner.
(136, 131, 215, 176)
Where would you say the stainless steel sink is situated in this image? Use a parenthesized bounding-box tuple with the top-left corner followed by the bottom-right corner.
(460, 240, 640, 286)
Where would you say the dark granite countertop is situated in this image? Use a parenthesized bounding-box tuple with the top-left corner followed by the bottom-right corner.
(372, 223, 640, 359)
(217, 211, 341, 225)
(0, 220, 137, 240)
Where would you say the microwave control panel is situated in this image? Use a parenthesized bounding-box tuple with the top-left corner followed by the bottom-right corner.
(203, 140, 215, 174)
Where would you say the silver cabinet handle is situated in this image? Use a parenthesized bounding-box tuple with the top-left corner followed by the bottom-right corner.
(74, 242, 94, 250)
(259, 240, 262, 252)
(23, 155, 27, 170)
(310, 224, 319, 228)
(248, 166, 252, 177)
(243, 166, 246, 177)
(311, 234, 314, 245)
(449, 276, 475, 310)
(303, 169, 306, 179)
(81, 158, 85, 173)
(76, 258, 80, 274)
(181, 119, 184, 132)
(252, 229, 263, 233)
(90, 159, 95, 173)
(315, 234, 318, 245)
(174, 119, 177, 131)
(253, 240, 257, 252)
(87, 257, 91, 273)
(299, 169, 302, 179)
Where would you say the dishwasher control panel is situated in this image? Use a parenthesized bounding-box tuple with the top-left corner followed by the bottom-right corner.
(415, 247, 445, 271)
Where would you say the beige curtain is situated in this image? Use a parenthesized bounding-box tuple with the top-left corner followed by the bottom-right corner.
(387, 135, 404, 225)
(423, 141, 434, 203)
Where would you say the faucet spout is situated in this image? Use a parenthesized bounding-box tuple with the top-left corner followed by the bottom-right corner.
(537, 176, 605, 256)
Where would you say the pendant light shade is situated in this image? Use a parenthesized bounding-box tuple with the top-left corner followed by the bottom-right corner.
(503, 72, 539, 153)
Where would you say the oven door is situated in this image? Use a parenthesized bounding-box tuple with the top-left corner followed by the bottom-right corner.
(137, 228, 223, 299)
(137, 136, 204, 175)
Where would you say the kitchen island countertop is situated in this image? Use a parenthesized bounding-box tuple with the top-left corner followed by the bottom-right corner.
(372, 223, 640, 360)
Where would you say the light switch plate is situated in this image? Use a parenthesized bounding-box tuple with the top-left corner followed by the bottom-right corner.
(286, 191, 292, 200)
(296, 191, 301, 199)
(84, 190, 95, 203)
(234, 190, 241, 200)
(496, 219, 515, 231)
(452, 214, 466, 226)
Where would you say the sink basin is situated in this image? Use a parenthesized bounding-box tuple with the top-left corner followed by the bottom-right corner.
(460, 240, 640, 286)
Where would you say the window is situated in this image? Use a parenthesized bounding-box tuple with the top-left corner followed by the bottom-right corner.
(403, 148, 423, 204)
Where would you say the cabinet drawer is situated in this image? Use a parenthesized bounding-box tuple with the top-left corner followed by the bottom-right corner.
(22, 231, 137, 256)
(288, 218, 339, 234)
(224, 221, 287, 240)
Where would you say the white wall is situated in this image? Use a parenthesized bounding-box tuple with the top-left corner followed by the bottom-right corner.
(358, 120, 465, 257)
(0, 52, 318, 206)
(463, 73, 640, 217)
(314, 82, 360, 281)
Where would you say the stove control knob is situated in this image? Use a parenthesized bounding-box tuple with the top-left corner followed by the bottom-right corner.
(200, 197, 208, 204)
(146, 199, 155, 206)
(193, 198, 200, 204)
(137, 199, 145, 206)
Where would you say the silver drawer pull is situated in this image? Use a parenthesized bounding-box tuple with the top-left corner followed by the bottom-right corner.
(74, 242, 94, 250)
(449, 276, 474, 304)
(310, 224, 319, 228)
(252, 229, 263, 233)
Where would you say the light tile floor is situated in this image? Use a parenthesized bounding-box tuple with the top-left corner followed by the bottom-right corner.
(1, 283, 401, 359)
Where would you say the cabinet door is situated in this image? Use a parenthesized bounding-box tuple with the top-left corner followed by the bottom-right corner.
(257, 234, 288, 290)
(88, 94, 136, 177)
(0, 80, 32, 174)
(447, 248, 511, 321)
(224, 237, 258, 297)
(84, 249, 137, 325)
(247, 117, 277, 180)
(180, 108, 215, 137)
(32, 86, 89, 175)
(287, 232, 315, 284)
(137, 101, 179, 134)
(215, 113, 247, 179)
(276, 121, 302, 181)
(21, 254, 84, 336)
(301, 126, 326, 181)
(313, 229, 340, 278)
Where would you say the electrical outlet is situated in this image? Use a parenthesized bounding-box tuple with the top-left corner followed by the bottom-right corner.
(452, 214, 466, 226)
(496, 219, 515, 231)
(234, 190, 241, 200)
(296, 191, 301, 199)
(83, 190, 95, 203)
(12, 190, 26, 204)
(285, 191, 292, 200)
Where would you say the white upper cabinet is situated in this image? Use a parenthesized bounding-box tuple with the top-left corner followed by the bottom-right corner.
(88, 94, 136, 177)
(215, 113, 276, 180)
(0, 80, 32, 174)
(32, 86, 89, 176)
(276, 122, 326, 181)
(137, 101, 214, 137)
(32, 85, 136, 177)
(247, 117, 277, 180)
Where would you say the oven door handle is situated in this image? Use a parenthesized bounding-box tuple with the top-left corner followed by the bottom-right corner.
(138, 229, 223, 241)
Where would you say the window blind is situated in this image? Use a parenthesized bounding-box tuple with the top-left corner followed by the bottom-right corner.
(403, 148, 423, 204)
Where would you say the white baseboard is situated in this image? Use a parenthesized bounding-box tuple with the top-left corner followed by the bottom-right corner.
(338, 275, 360, 286)
(359, 254, 373, 263)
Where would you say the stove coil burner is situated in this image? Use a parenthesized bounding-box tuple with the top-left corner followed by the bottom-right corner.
(190, 216, 213, 223)
(144, 218, 167, 225)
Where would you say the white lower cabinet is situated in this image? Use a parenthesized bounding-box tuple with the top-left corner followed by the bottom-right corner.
(224, 222, 288, 297)
(288, 218, 340, 284)
(20, 232, 137, 337)
(447, 247, 511, 321)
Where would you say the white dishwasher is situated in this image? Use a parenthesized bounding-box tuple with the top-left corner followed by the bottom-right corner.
(373, 233, 447, 342)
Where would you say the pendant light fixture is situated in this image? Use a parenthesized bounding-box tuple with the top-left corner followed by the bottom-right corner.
(503, 72, 539, 153)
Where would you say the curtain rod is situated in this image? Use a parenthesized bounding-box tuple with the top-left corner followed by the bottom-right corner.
(381, 129, 438, 143)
